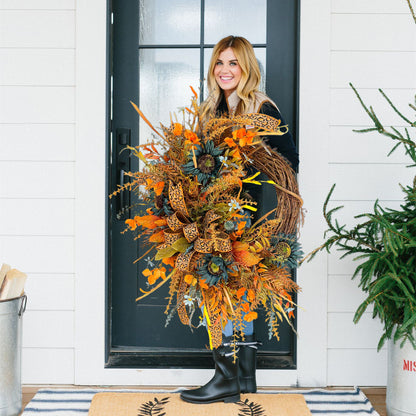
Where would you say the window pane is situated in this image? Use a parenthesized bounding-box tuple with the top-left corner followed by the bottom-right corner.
(204, 0, 267, 44)
(139, 48, 200, 143)
(139, 0, 201, 45)
(203, 47, 266, 100)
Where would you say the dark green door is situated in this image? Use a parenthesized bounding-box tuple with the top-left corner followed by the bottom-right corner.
(107, 0, 299, 368)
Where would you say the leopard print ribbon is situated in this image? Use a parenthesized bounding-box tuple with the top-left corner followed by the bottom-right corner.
(166, 186, 232, 271)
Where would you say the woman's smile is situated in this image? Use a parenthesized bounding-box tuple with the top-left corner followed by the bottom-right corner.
(214, 47, 242, 98)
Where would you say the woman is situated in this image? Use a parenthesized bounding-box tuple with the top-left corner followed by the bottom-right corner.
(180, 35, 299, 404)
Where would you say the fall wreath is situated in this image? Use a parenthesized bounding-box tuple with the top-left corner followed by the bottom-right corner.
(110, 88, 304, 349)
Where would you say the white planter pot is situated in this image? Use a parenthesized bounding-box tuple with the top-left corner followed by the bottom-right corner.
(387, 335, 416, 416)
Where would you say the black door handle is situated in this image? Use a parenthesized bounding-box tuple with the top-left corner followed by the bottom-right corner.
(116, 128, 131, 220)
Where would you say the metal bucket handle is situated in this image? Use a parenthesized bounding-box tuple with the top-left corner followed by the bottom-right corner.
(19, 294, 27, 317)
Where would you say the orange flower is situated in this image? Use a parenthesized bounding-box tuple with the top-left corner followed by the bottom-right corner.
(184, 130, 200, 146)
(232, 128, 256, 147)
(224, 136, 236, 148)
(244, 311, 258, 322)
(125, 218, 137, 230)
(184, 274, 197, 286)
(173, 123, 183, 136)
(231, 147, 241, 160)
(199, 279, 209, 289)
(162, 256, 176, 267)
(241, 302, 250, 312)
(143, 267, 166, 285)
(236, 287, 246, 299)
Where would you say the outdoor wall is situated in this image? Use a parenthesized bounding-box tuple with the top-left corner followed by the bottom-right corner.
(0, 0, 76, 383)
(0, 0, 414, 386)
(326, 0, 415, 385)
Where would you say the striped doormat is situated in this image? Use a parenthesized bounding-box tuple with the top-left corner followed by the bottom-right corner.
(22, 387, 380, 416)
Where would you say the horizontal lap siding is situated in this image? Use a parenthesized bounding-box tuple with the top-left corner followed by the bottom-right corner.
(327, 2, 415, 385)
(0, 4, 75, 384)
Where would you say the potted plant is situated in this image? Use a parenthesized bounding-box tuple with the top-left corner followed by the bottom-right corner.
(303, 84, 415, 416)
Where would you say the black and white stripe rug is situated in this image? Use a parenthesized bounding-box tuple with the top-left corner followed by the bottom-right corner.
(22, 387, 380, 415)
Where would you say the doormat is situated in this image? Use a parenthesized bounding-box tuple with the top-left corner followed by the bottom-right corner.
(22, 387, 380, 416)
(88, 392, 310, 416)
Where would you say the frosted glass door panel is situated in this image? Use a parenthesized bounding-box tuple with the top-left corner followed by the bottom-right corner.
(203, 47, 266, 99)
(139, 48, 200, 142)
(139, 0, 200, 44)
(204, 0, 267, 44)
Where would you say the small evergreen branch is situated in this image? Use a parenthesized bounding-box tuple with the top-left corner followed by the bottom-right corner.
(378, 88, 415, 127)
(406, 0, 416, 24)
(305, 85, 416, 350)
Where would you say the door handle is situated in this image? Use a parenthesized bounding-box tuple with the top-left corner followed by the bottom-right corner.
(116, 128, 131, 220)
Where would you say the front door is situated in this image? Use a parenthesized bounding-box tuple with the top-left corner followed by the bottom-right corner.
(107, 0, 299, 368)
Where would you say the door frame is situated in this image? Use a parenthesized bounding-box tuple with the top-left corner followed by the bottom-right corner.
(107, 0, 300, 370)
(75, 0, 329, 386)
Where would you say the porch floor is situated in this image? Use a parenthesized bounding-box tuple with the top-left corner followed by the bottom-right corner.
(21, 386, 386, 415)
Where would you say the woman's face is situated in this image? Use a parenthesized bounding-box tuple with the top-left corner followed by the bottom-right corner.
(213, 47, 242, 98)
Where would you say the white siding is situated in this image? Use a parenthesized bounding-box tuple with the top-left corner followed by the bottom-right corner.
(0, 3, 75, 384)
(327, 1, 415, 385)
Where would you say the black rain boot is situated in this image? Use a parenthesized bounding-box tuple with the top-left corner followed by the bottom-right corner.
(238, 335, 261, 393)
(180, 337, 240, 404)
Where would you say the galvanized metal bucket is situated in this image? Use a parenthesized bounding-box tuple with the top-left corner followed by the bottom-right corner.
(0, 294, 27, 416)
(386, 331, 416, 416)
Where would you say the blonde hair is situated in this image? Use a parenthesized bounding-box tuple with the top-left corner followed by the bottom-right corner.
(202, 36, 262, 117)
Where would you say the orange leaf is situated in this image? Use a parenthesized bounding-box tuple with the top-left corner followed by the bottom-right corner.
(134, 215, 160, 229)
(154, 218, 167, 227)
(154, 181, 165, 196)
(241, 302, 250, 313)
(244, 311, 258, 322)
(190, 85, 198, 98)
(148, 230, 165, 243)
(232, 242, 262, 267)
(142, 268, 151, 277)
